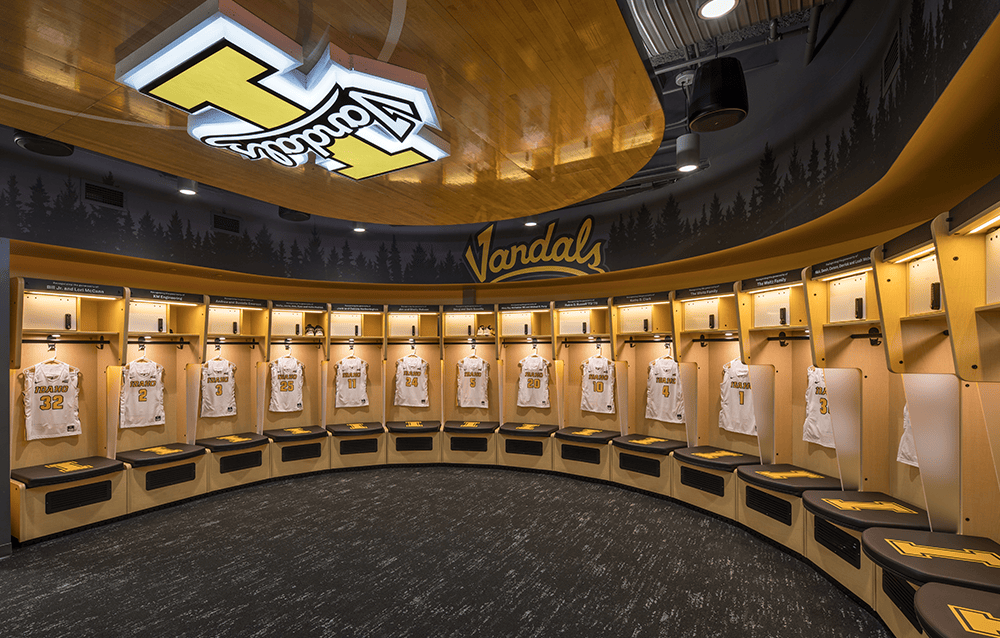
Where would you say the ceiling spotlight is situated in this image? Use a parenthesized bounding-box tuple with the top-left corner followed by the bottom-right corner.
(524, 218, 538, 227)
(353, 222, 366, 233)
(14, 131, 74, 156)
(676, 133, 701, 173)
(278, 207, 311, 222)
(698, 0, 739, 19)
(177, 177, 198, 196)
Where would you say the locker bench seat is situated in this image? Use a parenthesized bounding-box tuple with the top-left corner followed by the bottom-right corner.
(12, 456, 124, 488)
(263, 426, 328, 442)
(611, 434, 686, 455)
(442, 421, 500, 433)
(195, 432, 270, 491)
(915, 583, 1000, 638)
(554, 427, 619, 444)
(552, 427, 618, 480)
(116, 444, 205, 468)
(862, 528, 1000, 593)
(385, 422, 440, 464)
(670, 447, 759, 521)
(196, 432, 269, 451)
(737, 464, 841, 495)
(609, 434, 685, 495)
(802, 491, 929, 531)
(498, 423, 558, 437)
(498, 423, 558, 470)
(385, 421, 440, 434)
(672, 446, 760, 470)
(327, 423, 385, 436)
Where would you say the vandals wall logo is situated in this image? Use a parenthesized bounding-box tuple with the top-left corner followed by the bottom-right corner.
(464, 217, 607, 283)
(116, 0, 449, 180)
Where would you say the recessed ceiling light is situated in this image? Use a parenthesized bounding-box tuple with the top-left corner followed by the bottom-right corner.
(353, 222, 366, 233)
(698, 0, 738, 19)
(524, 220, 538, 227)
(14, 131, 74, 157)
(178, 177, 198, 196)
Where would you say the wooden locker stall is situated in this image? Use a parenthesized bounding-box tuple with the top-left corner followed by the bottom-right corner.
(800, 250, 930, 612)
(384, 305, 443, 464)
(609, 292, 685, 496)
(441, 304, 500, 466)
(193, 296, 271, 492)
(733, 270, 841, 555)
(327, 303, 387, 469)
(262, 300, 330, 478)
(669, 283, 760, 521)
(9, 278, 128, 541)
(496, 302, 560, 471)
(552, 298, 624, 481)
(113, 288, 208, 514)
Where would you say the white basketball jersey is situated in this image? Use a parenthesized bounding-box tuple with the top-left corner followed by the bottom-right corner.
(580, 355, 615, 414)
(120, 359, 166, 428)
(719, 357, 756, 435)
(23, 360, 81, 440)
(802, 366, 835, 448)
(645, 357, 684, 423)
(201, 358, 237, 418)
(395, 354, 429, 407)
(269, 356, 305, 412)
(897, 404, 919, 467)
(517, 354, 550, 408)
(457, 355, 489, 408)
(335, 356, 369, 408)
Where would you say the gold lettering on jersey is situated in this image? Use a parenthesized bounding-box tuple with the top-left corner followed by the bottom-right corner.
(575, 429, 601, 436)
(631, 437, 664, 445)
(815, 387, 827, 395)
(656, 377, 677, 384)
(403, 371, 422, 376)
(756, 470, 824, 480)
(821, 499, 919, 514)
(465, 217, 606, 283)
(206, 376, 230, 383)
(691, 450, 742, 459)
(948, 604, 1000, 636)
(219, 435, 252, 443)
(885, 540, 1000, 568)
(129, 380, 158, 388)
(341, 372, 363, 378)
(588, 374, 610, 381)
(34, 385, 69, 394)
(524, 372, 544, 378)
(730, 381, 751, 389)
(276, 373, 299, 380)
(141, 446, 183, 456)
(464, 371, 483, 377)
(45, 461, 94, 473)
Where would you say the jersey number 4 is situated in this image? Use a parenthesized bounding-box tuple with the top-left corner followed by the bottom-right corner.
(661, 386, 670, 398)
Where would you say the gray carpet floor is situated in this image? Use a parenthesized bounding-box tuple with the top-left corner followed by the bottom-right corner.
(0, 466, 890, 637)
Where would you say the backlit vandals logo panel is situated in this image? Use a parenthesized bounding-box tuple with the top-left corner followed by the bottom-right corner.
(116, 0, 449, 180)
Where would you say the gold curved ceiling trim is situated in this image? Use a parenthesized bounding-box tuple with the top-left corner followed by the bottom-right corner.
(0, 0, 664, 226)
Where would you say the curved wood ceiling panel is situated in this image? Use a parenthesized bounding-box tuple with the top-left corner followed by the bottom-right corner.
(0, 0, 664, 226)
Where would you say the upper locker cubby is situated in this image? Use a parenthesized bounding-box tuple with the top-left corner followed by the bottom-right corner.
(126, 288, 206, 361)
(205, 295, 269, 354)
(386, 304, 440, 345)
(12, 278, 127, 369)
(269, 300, 329, 360)
(328, 303, 385, 344)
(554, 297, 610, 355)
(499, 301, 552, 340)
(872, 221, 950, 375)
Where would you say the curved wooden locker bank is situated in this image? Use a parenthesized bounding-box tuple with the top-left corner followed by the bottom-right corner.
(9, 177, 1000, 637)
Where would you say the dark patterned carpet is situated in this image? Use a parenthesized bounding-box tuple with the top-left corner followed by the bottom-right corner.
(0, 466, 889, 637)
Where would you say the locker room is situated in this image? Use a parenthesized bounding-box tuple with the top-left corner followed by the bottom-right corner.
(1, 0, 999, 637)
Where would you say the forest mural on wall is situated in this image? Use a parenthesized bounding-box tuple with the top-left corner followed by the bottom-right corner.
(0, 0, 995, 285)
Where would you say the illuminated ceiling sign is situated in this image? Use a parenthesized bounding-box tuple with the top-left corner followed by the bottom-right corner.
(115, 0, 449, 180)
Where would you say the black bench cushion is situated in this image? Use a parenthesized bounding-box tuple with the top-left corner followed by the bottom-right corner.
(327, 423, 385, 436)
(612, 434, 686, 456)
(915, 582, 1000, 638)
(263, 426, 328, 441)
(195, 432, 269, 452)
(12, 456, 125, 489)
(555, 427, 619, 444)
(736, 464, 842, 496)
(862, 528, 1000, 593)
(443, 421, 500, 433)
(117, 444, 206, 468)
(385, 421, 440, 434)
(499, 423, 558, 437)
(802, 491, 929, 532)
(673, 446, 760, 470)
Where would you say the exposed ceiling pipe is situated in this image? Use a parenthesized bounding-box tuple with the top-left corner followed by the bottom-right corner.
(804, 6, 824, 65)
(653, 25, 808, 76)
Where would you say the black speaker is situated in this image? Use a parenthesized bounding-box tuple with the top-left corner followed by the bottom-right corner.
(688, 57, 749, 132)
